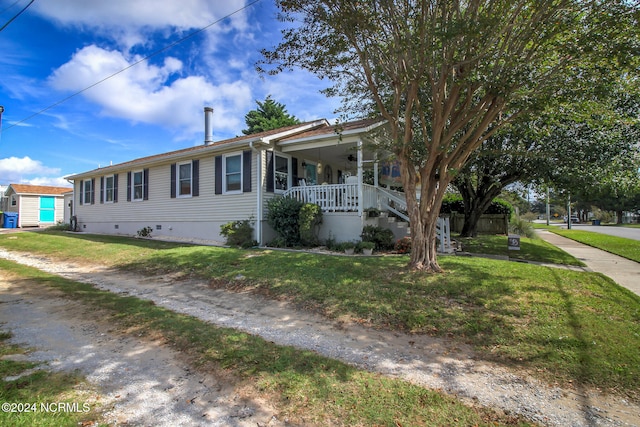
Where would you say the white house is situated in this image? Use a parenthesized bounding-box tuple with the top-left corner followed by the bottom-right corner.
(3, 184, 71, 228)
(66, 109, 411, 244)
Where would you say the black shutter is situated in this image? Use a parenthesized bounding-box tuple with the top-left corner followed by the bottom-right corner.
(192, 160, 199, 197)
(90, 178, 95, 205)
(100, 177, 104, 204)
(127, 172, 132, 202)
(113, 174, 118, 203)
(170, 163, 176, 198)
(79, 181, 84, 205)
(242, 150, 251, 193)
(214, 156, 222, 195)
(292, 157, 298, 187)
(143, 168, 149, 200)
(266, 151, 274, 193)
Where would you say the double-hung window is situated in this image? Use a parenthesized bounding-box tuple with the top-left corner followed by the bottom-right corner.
(104, 175, 115, 203)
(132, 171, 144, 201)
(178, 162, 192, 197)
(82, 179, 94, 205)
(224, 153, 242, 193)
(274, 154, 290, 192)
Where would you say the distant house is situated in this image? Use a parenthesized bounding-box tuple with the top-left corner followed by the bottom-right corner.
(3, 184, 71, 228)
(66, 109, 411, 244)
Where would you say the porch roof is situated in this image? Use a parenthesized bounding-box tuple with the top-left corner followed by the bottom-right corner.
(277, 117, 387, 147)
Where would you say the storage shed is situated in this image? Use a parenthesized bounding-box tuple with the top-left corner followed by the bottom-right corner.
(3, 184, 71, 228)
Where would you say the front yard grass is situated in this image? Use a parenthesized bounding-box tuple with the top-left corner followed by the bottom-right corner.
(456, 233, 585, 266)
(0, 260, 532, 427)
(549, 228, 640, 263)
(0, 331, 101, 427)
(1, 231, 639, 402)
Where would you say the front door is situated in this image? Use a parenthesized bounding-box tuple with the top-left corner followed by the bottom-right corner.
(39, 196, 55, 223)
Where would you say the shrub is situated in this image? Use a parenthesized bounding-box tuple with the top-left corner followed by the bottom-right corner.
(360, 225, 395, 250)
(220, 219, 257, 248)
(267, 196, 304, 246)
(298, 203, 323, 246)
(440, 194, 513, 217)
(509, 217, 535, 238)
(137, 226, 153, 238)
(394, 236, 412, 254)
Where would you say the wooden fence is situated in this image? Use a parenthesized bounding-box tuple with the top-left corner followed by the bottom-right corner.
(449, 213, 509, 235)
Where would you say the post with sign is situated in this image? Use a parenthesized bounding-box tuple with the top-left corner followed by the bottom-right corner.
(508, 234, 521, 251)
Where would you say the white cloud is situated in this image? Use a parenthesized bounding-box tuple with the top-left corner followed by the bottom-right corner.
(0, 156, 62, 184)
(32, 0, 249, 49)
(48, 45, 253, 138)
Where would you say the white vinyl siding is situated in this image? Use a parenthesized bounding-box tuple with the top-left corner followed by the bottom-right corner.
(72, 152, 258, 239)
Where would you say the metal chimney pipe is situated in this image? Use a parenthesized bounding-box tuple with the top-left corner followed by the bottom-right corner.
(204, 107, 214, 145)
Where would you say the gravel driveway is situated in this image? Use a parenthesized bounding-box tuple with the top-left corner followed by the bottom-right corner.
(1, 248, 638, 427)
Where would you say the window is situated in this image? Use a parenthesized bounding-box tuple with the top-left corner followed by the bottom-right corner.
(224, 153, 242, 193)
(10, 195, 16, 206)
(104, 175, 115, 203)
(82, 179, 94, 205)
(274, 154, 290, 192)
(132, 171, 144, 201)
(178, 162, 192, 196)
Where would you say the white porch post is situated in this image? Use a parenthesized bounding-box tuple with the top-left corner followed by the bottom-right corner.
(357, 139, 363, 217)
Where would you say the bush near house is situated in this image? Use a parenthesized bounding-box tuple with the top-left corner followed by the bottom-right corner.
(220, 219, 257, 248)
(267, 197, 322, 247)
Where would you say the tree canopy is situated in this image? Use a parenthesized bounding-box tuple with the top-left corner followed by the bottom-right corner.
(261, 0, 639, 271)
(242, 95, 300, 135)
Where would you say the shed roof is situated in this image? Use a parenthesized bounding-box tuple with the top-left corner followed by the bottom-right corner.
(8, 184, 71, 196)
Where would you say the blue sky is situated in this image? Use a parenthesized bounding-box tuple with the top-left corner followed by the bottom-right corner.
(0, 0, 341, 187)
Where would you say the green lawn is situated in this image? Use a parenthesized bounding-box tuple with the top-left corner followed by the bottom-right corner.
(0, 260, 533, 427)
(1, 231, 639, 403)
(0, 331, 100, 427)
(549, 228, 640, 263)
(456, 233, 585, 266)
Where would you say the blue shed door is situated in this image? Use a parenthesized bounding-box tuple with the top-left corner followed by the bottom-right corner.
(39, 196, 55, 222)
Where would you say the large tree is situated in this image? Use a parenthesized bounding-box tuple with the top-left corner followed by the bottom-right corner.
(261, 0, 638, 271)
(454, 80, 640, 236)
(242, 95, 300, 135)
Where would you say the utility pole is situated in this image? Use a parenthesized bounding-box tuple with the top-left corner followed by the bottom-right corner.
(546, 186, 551, 226)
(567, 193, 572, 230)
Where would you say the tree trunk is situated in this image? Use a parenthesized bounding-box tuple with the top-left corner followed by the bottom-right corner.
(616, 210, 624, 224)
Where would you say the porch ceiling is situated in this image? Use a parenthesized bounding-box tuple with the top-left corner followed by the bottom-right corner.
(282, 142, 377, 171)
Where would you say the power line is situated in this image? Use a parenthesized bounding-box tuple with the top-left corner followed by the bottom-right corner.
(0, 0, 35, 32)
(2, 0, 262, 131)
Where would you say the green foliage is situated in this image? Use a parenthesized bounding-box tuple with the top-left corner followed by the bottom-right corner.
(440, 194, 513, 217)
(267, 196, 303, 246)
(136, 226, 153, 238)
(298, 203, 323, 246)
(360, 225, 395, 251)
(242, 95, 300, 135)
(220, 219, 257, 248)
(509, 217, 536, 239)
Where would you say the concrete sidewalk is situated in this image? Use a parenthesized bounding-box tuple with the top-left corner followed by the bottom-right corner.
(536, 230, 640, 297)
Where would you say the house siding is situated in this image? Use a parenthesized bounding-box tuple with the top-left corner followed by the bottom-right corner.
(74, 151, 259, 242)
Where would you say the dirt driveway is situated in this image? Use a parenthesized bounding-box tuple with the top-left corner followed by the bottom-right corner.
(1, 248, 639, 426)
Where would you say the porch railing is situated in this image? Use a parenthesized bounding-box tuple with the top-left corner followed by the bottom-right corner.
(284, 183, 378, 213)
(283, 183, 452, 252)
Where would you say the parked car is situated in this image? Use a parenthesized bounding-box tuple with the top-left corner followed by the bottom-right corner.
(564, 215, 580, 223)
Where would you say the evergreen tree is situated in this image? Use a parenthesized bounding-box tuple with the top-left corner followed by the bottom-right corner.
(242, 95, 300, 135)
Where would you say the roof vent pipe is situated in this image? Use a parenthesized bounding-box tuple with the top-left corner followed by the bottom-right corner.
(204, 107, 214, 145)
